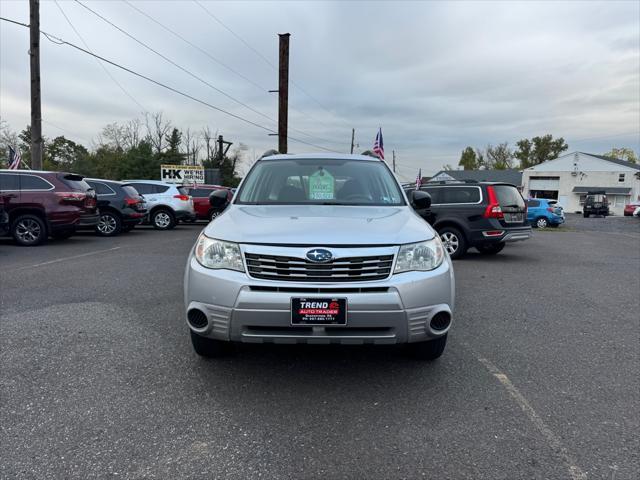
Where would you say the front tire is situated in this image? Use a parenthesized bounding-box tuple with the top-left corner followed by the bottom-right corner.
(190, 331, 231, 358)
(477, 243, 505, 255)
(152, 209, 176, 230)
(96, 211, 122, 236)
(407, 334, 448, 360)
(11, 214, 47, 246)
(535, 217, 549, 229)
(209, 210, 221, 221)
(438, 227, 467, 259)
(583, 212, 589, 218)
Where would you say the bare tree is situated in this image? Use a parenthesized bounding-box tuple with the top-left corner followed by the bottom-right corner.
(0, 118, 20, 162)
(100, 122, 125, 150)
(122, 118, 143, 150)
(201, 126, 215, 162)
(485, 143, 514, 170)
(145, 112, 171, 154)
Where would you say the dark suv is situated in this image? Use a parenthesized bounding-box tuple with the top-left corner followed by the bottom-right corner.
(405, 181, 531, 259)
(583, 191, 609, 217)
(0, 169, 98, 246)
(85, 178, 147, 236)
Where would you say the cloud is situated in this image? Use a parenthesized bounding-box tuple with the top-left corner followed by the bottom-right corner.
(0, 0, 638, 178)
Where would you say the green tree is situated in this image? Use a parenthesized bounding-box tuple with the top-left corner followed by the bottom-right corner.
(603, 147, 637, 164)
(46, 136, 88, 170)
(485, 143, 514, 170)
(515, 134, 568, 169)
(458, 146, 480, 170)
(159, 128, 185, 165)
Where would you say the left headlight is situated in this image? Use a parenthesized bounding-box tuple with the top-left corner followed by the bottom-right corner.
(394, 238, 445, 273)
(194, 234, 244, 271)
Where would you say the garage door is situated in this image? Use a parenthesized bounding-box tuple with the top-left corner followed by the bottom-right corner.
(529, 178, 560, 190)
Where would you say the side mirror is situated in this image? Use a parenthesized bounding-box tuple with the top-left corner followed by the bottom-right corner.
(412, 190, 431, 209)
(209, 189, 229, 208)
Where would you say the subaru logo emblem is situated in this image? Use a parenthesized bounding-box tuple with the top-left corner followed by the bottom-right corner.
(306, 248, 333, 263)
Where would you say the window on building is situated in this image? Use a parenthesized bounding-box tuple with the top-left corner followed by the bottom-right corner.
(619, 173, 625, 182)
(579, 195, 587, 205)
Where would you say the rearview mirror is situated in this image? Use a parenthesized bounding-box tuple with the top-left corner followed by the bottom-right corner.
(209, 189, 229, 208)
(412, 190, 431, 209)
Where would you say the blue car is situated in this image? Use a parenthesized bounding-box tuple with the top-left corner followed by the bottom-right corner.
(526, 198, 565, 228)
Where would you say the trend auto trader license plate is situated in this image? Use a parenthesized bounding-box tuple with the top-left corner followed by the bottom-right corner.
(291, 298, 347, 326)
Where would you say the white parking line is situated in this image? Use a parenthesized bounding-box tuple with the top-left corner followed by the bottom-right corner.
(469, 348, 587, 480)
(16, 247, 121, 271)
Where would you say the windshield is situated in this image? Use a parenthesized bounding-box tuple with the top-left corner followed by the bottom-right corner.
(493, 184, 525, 209)
(237, 158, 405, 206)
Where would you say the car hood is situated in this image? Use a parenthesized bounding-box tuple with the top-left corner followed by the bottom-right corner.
(203, 205, 435, 245)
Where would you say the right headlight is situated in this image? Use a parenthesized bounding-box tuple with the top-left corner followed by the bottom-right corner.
(394, 238, 445, 273)
(194, 234, 244, 272)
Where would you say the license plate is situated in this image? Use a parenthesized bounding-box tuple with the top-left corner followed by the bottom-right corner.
(291, 298, 347, 325)
(504, 213, 523, 223)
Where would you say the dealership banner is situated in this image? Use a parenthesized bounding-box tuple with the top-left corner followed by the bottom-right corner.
(160, 165, 205, 184)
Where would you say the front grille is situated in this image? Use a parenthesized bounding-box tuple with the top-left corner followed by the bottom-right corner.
(245, 253, 394, 282)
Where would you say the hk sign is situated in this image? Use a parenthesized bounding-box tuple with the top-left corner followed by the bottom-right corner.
(160, 165, 205, 184)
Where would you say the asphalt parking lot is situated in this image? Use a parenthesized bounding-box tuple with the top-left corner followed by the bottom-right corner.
(1, 216, 638, 479)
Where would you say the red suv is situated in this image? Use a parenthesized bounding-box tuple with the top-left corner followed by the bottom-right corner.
(187, 184, 233, 221)
(0, 169, 99, 246)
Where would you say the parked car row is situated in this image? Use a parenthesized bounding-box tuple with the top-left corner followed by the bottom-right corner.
(0, 169, 233, 246)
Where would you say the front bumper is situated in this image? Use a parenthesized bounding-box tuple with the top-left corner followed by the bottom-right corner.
(184, 253, 455, 345)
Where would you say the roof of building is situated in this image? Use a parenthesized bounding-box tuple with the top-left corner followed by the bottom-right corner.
(580, 153, 640, 171)
(430, 169, 522, 185)
(572, 186, 632, 195)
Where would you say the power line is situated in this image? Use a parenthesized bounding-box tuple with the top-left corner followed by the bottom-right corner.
(120, 0, 343, 149)
(53, 0, 147, 113)
(193, 0, 352, 129)
(0, 16, 340, 153)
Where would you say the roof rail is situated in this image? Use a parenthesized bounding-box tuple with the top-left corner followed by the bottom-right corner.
(424, 179, 479, 185)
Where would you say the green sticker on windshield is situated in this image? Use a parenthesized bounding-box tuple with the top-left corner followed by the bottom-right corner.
(308, 168, 335, 200)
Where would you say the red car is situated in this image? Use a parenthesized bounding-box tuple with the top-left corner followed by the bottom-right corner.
(623, 201, 640, 216)
(0, 169, 98, 246)
(187, 184, 233, 221)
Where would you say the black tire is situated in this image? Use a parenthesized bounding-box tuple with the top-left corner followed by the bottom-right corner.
(51, 229, 75, 240)
(438, 226, 467, 259)
(583, 212, 589, 218)
(95, 211, 122, 237)
(190, 331, 232, 358)
(407, 334, 448, 360)
(477, 243, 505, 255)
(534, 217, 549, 229)
(209, 209, 221, 221)
(151, 209, 176, 230)
(11, 214, 47, 246)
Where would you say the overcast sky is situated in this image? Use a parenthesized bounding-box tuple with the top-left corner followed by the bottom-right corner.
(1, 0, 638, 178)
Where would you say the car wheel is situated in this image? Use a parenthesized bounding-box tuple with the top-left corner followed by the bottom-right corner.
(583, 213, 589, 218)
(96, 211, 122, 236)
(210, 210, 221, 221)
(535, 217, 549, 229)
(406, 334, 447, 360)
(190, 331, 232, 358)
(11, 214, 47, 246)
(477, 243, 505, 255)
(152, 209, 176, 230)
(438, 227, 467, 259)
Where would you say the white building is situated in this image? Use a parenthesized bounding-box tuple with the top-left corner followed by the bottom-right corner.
(522, 152, 640, 215)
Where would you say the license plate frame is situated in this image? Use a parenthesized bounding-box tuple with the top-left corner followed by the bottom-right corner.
(291, 297, 347, 326)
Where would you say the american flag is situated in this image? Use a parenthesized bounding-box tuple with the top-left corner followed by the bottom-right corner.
(415, 168, 422, 190)
(8, 146, 21, 170)
(372, 128, 384, 160)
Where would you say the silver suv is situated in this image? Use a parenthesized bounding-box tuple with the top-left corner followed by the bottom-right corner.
(124, 180, 195, 229)
(184, 154, 455, 359)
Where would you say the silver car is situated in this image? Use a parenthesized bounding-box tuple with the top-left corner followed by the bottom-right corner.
(184, 153, 455, 359)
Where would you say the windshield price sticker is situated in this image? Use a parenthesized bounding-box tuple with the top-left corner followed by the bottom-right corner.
(308, 168, 335, 200)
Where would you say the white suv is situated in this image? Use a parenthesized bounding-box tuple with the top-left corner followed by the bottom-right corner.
(124, 180, 195, 230)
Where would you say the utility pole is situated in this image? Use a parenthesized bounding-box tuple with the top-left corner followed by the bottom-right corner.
(278, 33, 290, 154)
(29, 0, 43, 170)
(216, 135, 233, 165)
(392, 150, 396, 173)
(350, 128, 355, 154)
